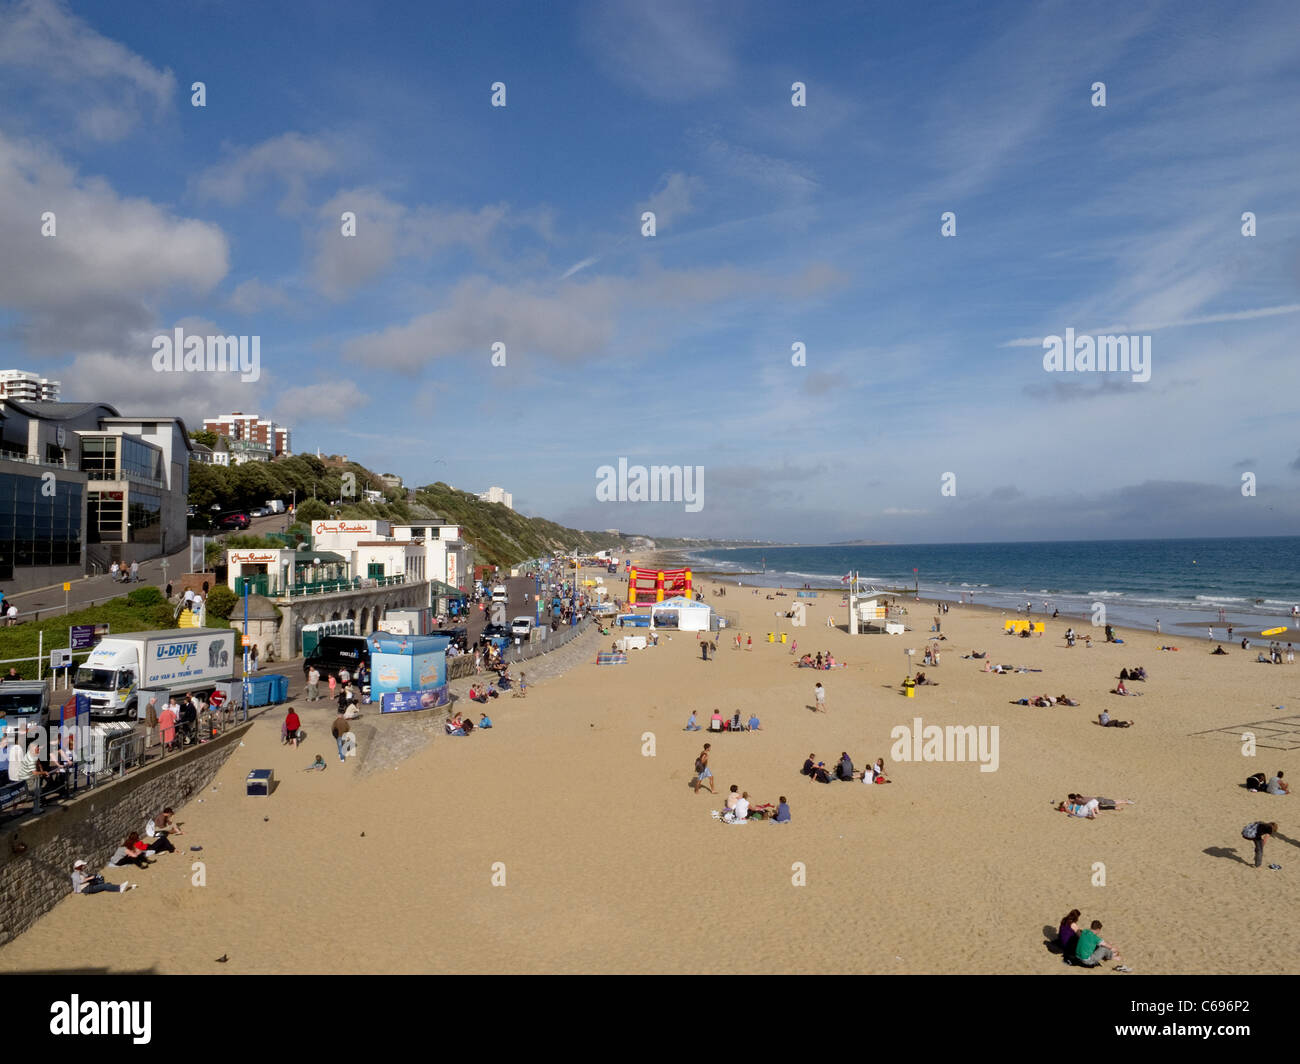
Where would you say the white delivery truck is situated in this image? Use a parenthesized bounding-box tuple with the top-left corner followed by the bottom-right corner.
(73, 628, 240, 721)
(265, 499, 287, 514)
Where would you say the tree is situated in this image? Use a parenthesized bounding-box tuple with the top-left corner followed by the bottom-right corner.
(296, 499, 329, 524)
(205, 584, 239, 624)
(190, 429, 219, 449)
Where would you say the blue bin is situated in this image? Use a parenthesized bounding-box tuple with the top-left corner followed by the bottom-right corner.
(246, 675, 276, 707)
(270, 674, 289, 703)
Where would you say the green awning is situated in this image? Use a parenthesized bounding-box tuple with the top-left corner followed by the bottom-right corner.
(429, 580, 465, 596)
(293, 550, 348, 565)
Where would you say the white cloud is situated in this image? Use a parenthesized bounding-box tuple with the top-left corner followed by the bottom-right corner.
(274, 382, 367, 424)
(0, 0, 175, 141)
(310, 188, 511, 298)
(228, 278, 292, 315)
(0, 131, 228, 354)
(579, 0, 738, 102)
(193, 132, 338, 212)
(1002, 304, 1300, 347)
(640, 172, 701, 230)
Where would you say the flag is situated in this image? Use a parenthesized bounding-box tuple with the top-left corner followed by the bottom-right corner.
(841, 573, 851, 584)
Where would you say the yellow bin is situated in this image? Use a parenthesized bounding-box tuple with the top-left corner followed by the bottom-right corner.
(905, 686, 915, 698)
(767, 632, 775, 643)
(780, 633, 787, 644)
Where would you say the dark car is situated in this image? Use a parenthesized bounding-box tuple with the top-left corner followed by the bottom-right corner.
(481, 623, 510, 641)
(303, 635, 370, 681)
(218, 512, 251, 530)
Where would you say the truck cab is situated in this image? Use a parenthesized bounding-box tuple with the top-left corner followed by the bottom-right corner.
(73, 646, 139, 720)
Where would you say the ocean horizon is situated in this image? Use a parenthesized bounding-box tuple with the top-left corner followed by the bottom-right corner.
(685, 536, 1300, 636)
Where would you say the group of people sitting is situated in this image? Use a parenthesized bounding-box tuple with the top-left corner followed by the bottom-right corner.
(1058, 793, 1136, 818)
(718, 783, 790, 823)
(687, 709, 762, 732)
(801, 752, 892, 785)
(1255, 642, 1295, 664)
(1246, 771, 1290, 795)
(795, 651, 842, 669)
(1010, 693, 1080, 707)
(1117, 666, 1147, 682)
(1058, 909, 1131, 970)
(445, 710, 492, 736)
(71, 808, 184, 894)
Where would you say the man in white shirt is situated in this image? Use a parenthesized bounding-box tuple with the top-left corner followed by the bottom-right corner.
(733, 793, 750, 820)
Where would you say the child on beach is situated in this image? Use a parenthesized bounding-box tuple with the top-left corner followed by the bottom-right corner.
(813, 682, 826, 712)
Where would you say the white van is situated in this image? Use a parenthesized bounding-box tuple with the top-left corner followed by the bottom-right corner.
(510, 616, 533, 638)
(491, 585, 508, 604)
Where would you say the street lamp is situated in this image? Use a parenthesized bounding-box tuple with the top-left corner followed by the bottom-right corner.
(904, 647, 915, 680)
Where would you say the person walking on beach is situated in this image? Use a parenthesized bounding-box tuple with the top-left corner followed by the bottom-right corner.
(694, 743, 715, 794)
(1155, 619, 1160, 634)
(332, 708, 351, 762)
(130, 559, 139, 583)
(306, 665, 320, 702)
(814, 682, 827, 713)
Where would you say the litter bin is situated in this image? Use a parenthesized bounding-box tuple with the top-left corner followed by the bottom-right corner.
(269, 673, 290, 704)
(247, 675, 276, 707)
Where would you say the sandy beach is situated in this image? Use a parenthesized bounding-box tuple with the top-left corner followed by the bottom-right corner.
(4, 565, 1298, 975)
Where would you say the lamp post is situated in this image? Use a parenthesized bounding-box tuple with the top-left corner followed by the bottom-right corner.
(905, 647, 914, 680)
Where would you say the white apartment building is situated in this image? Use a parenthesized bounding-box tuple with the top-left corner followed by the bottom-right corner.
(476, 485, 513, 509)
(0, 369, 61, 402)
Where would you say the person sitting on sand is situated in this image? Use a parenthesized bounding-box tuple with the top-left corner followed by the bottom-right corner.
(1097, 710, 1132, 728)
(709, 710, 725, 732)
(747, 713, 762, 731)
(836, 752, 856, 782)
(71, 859, 135, 895)
(814, 652, 823, 669)
(1211, 644, 1228, 655)
(1074, 919, 1127, 969)
(1267, 771, 1290, 796)
(1131, 666, 1147, 681)
(1118, 668, 1130, 681)
(1059, 909, 1081, 954)
(1246, 772, 1268, 792)
(110, 832, 154, 869)
(730, 710, 745, 732)
(685, 711, 701, 732)
(867, 758, 891, 784)
(445, 712, 467, 737)
(725, 784, 742, 812)
(801, 753, 818, 779)
(1113, 678, 1128, 696)
(774, 797, 791, 823)
(478, 713, 492, 729)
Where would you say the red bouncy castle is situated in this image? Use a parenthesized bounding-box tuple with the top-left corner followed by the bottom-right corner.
(626, 566, 693, 608)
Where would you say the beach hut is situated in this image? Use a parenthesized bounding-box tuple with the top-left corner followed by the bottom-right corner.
(650, 596, 712, 632)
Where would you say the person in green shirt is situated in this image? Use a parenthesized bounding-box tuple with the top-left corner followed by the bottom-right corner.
(1074, 919, 1126, 968)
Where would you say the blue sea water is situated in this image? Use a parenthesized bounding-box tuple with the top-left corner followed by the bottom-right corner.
(687, 537, 1300, 636)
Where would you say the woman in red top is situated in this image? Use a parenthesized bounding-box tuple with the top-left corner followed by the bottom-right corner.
(284, 708, 301, 748)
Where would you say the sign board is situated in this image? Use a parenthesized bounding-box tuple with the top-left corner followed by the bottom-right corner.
(62, 582, 71, 592)
(381, 687, 448, 714)
(49, 649, 72, 669)
(69, 623, 110, 651)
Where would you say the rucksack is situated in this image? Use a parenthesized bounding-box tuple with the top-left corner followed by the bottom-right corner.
(1242, 822, 1259, 840)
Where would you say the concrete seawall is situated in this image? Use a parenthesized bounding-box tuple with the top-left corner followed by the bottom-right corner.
(0, 724, 250, 946)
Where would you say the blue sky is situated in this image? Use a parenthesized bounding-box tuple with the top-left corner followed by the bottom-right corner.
(1, 0, 1298, 542)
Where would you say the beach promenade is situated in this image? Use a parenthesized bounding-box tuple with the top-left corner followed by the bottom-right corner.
(2, 567, 1296, 974)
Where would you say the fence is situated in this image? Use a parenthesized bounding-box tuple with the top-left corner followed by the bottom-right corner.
(2, 701, 249, 822)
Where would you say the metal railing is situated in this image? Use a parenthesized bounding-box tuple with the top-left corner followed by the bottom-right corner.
(1, 703, 249, 821)
(285, 574, 407, 598)
(0, 449, 77, 471)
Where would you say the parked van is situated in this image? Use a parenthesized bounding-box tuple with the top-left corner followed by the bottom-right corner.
(302, 635, 370, 682)
(491, 585, 508, 603)
(510, 616, 534, 638)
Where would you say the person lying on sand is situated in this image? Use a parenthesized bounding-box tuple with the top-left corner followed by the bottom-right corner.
(1057, 694, 1080, 706)
(1075, 793, 1135, 810)
(1097, 711, 1133, 727)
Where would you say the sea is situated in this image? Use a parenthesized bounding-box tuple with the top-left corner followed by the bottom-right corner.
(686, 537, 1300, 636)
